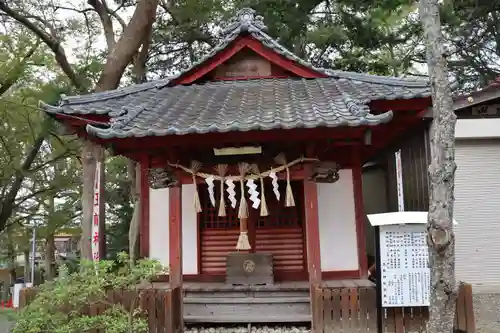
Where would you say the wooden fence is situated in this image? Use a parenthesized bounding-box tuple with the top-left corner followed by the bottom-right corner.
(19, 286, 183, 333)
(312, 283, 475, 333)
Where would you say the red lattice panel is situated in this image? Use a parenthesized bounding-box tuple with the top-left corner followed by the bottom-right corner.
(255, 181, 306, 273)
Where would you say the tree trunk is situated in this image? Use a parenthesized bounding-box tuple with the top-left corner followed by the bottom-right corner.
(419, 1, 458, 332)
(79, 0, 158, 261)
(44, 234, 56, 281)
(81, 141, 97, 261)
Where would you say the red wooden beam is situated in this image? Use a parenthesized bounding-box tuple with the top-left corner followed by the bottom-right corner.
(172, 35, 325, 85)
(105, 127, 365, 153)
(54, 113, 110, 126)
(243, 37, 327, 79)
(370, 98, 432, 112)
(212, 75, 290, 81)
(169, 185, 183, 288)
(351, 150, 368, 277)
(139, 156, 150, 258)
(362, 111, 429, 163)
(303, 163, 322, 333)
(303, 164, 322, 285)
(173, 38, 247, 85)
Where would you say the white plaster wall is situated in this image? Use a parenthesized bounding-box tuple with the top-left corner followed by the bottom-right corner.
(181, 184, 198, 274)
(149, 188, 170, 268)
(455, 118, 500, 139)
(148, 185, 199, 274)
(317, 169, 359, 272)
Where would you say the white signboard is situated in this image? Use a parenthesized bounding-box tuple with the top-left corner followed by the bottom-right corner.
(91, 161, 101, 262)
(379, 224, 430, 307)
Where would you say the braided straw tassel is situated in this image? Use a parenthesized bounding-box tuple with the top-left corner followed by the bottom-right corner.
(236, 162, 251, 250)
(275, 153, 295, 207)
(190, 160, 202, 213)
(215, 164, 228, 217)
(251, 164, 268, 216)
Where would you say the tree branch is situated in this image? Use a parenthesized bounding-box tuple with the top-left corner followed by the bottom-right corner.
(87, 0, 116, 50)
(0, 1, 86, 92)
(95, 0, 159, 91)
(14, 186, 57, 207)
(29, 148, 76, 173)
(0, 42, 40, 95)
(0, 119, 50, 232)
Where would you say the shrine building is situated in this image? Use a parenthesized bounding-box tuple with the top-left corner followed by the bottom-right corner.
(40, 8, 432, 325)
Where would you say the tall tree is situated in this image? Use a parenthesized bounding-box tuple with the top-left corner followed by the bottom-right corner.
(0, 0, 160, 259)
(440, 0, 500, 92)
(419, 0, 457, 332)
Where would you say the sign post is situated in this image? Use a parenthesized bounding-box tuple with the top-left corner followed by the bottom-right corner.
(91, 162, 101, 262)
(394, 149, 404, 212)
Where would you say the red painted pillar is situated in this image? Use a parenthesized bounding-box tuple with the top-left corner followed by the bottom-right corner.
(304, 164, 322, 333)
(169, 185, 183, 329)
(352, 150, 368, 277)
(303, 164, 322, 285)
(139, 159, 150, 258)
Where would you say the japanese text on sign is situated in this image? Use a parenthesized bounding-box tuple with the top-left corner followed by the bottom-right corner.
(379, 224, 430, 307)
(91, 162, 101, 262)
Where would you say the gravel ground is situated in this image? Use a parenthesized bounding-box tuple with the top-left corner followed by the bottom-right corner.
(184, 326, 310, 333)
(473, 293, 500, 333)
(0, 295, 494, 333)
(0, 313, 13, 333)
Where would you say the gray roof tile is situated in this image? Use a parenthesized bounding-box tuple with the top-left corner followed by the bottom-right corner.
(40, 8, 432, 139)
(80, 77, 432, 139)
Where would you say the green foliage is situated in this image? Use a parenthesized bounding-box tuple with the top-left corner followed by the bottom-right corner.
(12, 253, 164, 333)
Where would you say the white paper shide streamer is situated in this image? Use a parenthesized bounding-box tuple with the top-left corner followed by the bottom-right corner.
(91, 161, 101, 262)
(205, 176, 216, 207)
(226, 179, 237, 208)
(269, 171, 280, 200)
(246, 179, 260, 209)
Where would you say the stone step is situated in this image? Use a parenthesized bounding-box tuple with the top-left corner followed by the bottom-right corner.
(184, 296, 310, 304)
(184, 315, 312, 323)
(184, 290, 310, 299)
(184, 301, 311, 322)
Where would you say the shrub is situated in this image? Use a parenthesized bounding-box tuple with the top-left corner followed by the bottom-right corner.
(13, 253, 164, 333)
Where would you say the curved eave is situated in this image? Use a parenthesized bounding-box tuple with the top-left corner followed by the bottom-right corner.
(39, 100, 65, 114)
(85, 110, 393, 140)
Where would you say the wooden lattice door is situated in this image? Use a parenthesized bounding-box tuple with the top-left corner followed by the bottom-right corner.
(255, 180, 306, 277)
(198, 180, 306, 278)
(199, 184, 240, 275)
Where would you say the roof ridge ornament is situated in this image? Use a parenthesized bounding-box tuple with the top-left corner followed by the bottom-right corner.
(220, 8, 267, 37)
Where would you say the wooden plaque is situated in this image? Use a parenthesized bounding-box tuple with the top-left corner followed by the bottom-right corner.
(226, 252, 274, 285)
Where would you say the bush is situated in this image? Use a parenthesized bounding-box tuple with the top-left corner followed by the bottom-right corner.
(13, 253, 164, 333)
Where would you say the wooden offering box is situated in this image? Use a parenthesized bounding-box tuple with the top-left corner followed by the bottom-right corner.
(226, 252, 274, 285)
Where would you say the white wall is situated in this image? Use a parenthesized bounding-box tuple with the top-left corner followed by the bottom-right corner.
(317, 169, 359, 272)
(182, 184, 198, 274)
(149, 188, 169, 268)
(455, 118, 500, 139)
(148, 184, 199, 274)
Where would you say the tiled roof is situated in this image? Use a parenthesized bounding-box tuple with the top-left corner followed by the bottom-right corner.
(81, 77, 432, 139)
(40, 8, 432, 138)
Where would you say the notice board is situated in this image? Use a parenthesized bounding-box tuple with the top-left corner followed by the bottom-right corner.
(379, 224, 430, 307)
